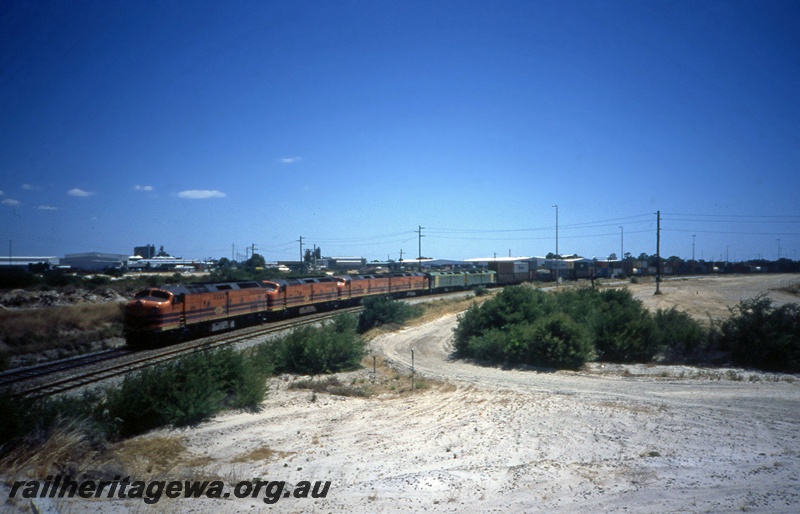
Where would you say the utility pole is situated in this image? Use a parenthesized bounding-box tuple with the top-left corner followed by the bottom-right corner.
(552, 204, 559, 287)
(417, 226, 424, 270)
(298, 236, 304, 264)
(655, 210, 662, 295)
(399, 249, 404, 262)
(619, 226, 624, 273)
(251, 243, 256, 259)
(231, 243, 235, 261)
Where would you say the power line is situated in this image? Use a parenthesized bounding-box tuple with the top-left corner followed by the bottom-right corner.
(663, 212, 800, 219)
(664, 228, 800, 236)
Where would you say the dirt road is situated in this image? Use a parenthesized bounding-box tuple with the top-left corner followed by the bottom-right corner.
(11, 274, 799, 513)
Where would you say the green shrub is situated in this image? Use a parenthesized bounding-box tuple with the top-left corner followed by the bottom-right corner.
(720, 295, 800, 372)
(453, 286, 549, 353)
(473, 285, 489, 297)
(86, 275, 111, 287)
(0, 269, 38, 289)
(591, 288, 660, 363)
(524, 313, 593, 369)
(454, 286, 661, 366)
(0, 389, 107, 455)
(463, 314, 592, 369)
(654, 307, 709, 361)
(465, 327, 510, 361)
(357, 296, 422, 333)
(268, 314, 367, 374)
(106, 347, 268, 437)
(0, 347, 271, 452)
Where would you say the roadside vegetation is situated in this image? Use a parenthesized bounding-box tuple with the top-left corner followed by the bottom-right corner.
(356, 295, 423, 333)
(453, 285, 799, 373)
(0, 310, 369, 470)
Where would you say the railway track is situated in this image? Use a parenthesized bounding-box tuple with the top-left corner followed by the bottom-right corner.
(0, 347, 133, 390)
(3, 306, 363, 400)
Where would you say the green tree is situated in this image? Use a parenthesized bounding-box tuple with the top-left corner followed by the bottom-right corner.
(245, 253, 266, 271)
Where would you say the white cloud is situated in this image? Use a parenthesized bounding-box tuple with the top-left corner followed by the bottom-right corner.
(178, 190, 226, 199)
(0, 190, 4, 195)
(38, 205, 58, 210)
(2, 198, 21, 206)
(67, 188, 94, 197)
(134, 185, 154, 191)
(279, 156, 302, 164)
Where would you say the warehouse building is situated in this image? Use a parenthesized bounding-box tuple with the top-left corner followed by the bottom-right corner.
(60, 252, 128, 271)
(0, 255, 59, 271)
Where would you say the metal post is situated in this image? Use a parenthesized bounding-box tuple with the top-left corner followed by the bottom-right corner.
(655, 211, 662, 295)
(552, 204, 559, 287)
(411, 348, 415, 390)
(417, 226, 425, 271)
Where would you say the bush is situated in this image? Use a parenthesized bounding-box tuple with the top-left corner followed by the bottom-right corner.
(654, 307, 709, 361)
(473, 285, 489, 297)
(524, 313, 593, 369)
(0, 347, 271, 455)
(0, 389, 107, 457)
(0, 269, 38, 289)
(268, 314, 367, 374)
(357, 296, 422, 333)
(720, 295, 800, 372)
(454, 286, 594, 369)
(106, 347, 268, 437)
(454, 286, 663, 366)
(464, 314, 592, 369)
(591, 288, 660, 363)
(453, 286, 549, 354)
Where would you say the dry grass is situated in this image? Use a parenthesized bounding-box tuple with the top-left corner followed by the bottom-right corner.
(410, 293, 494, 326)
(0, 419, 98, 479)
(232, 446, 276, 463)
(232, 445, 295, 463)
(357, 353, 456, 396)
(289, 376, 372, 397)
(0, 302, 124, 357)
(111, 435, 212, 479)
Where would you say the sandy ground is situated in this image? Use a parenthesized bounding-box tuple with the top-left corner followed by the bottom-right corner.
(4, 274, 800, 513)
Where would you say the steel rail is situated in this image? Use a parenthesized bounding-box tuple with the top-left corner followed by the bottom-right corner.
(8, 307, 363, 399)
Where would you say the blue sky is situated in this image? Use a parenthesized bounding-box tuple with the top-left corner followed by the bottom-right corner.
(2, 0, 798, 263)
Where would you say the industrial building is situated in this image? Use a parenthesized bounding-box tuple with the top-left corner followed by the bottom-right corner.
(0, 255, 59, 271)
(60, 252, 129, 271)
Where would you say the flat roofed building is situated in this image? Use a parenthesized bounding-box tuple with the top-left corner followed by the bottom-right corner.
(0, 256, 59, 270)
(61, 252, 128, 271)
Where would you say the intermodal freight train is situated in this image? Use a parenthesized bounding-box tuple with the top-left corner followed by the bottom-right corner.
(123, 270, 495, 347)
